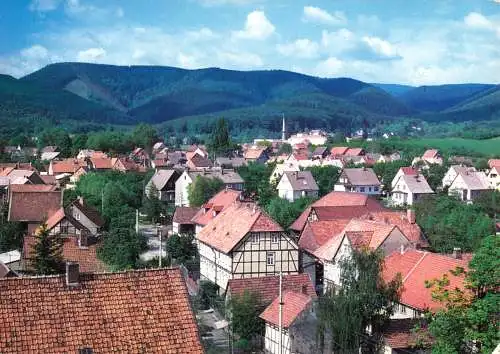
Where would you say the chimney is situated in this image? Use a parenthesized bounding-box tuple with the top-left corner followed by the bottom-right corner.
(66, 262, 80, 287)
(400, 244, 405, 255)
(78, 196, 84, 205)
(452, 247, 462, 259)
(302, 284, 308, 295)
(407, 209, 416, 224)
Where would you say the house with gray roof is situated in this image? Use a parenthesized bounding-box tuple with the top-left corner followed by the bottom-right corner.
(146, 169, 180, 202)
(277, 171, 319, 202)
(391, 174, 434, 206)
(448, 170, 492, 203)
(334, 168, 382, 195)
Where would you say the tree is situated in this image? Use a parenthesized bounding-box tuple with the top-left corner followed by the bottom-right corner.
(278, 143, 293, 155)
(265, 197, 316, 228)
(372, 159, 412, 193)
(237, 162, 275, 199)
(428, 235, 499, 353)
(98, 228, 148, 271)
(143, 183, 164, 223)
(209, 118, 231, 156)
(422, 163, 449, 192)
(187, 176, 224, 207)
(0, 222, 24, 253)
(166, 233, 197, 264)
(318, 249, 402, 353)
(131, 123, 158, 153)
(228, 290, 265, 342)
(414, 195, 494, 252)
(31, 223, 64, 275)
(306, 165, 341, 196)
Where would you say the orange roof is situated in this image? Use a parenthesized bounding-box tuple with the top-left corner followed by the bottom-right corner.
(383, 250, 468, 312)
(51, 159, 84, 174)
(260, 291, 313, 328)
(197, 202, 283, 254)
(330, 146, 349, 155)
(244, 147, 266, 160)
(400, 167, 418, 175)
(422, 149, 439, 159)
(8, 184, 56, 192)
(0, 268, 203, 353)
(488, 159, 500, 168)
(24, 236, 106, 273)
(8, 189, 61, 222)
(90, 157, 113, 170)
(192, 189, 242, 226)
(299, 219, 351, 254)
(227, 273, 316, 306)
(312, 191, 370, 207)
(345, 147, 364, 156)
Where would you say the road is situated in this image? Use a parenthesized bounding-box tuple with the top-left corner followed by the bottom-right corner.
(138, 223, 167, 262)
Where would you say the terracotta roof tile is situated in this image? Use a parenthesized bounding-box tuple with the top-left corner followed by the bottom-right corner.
(330, 146, 349, 156)
(8, 189, 62, 222)
(382, 250, 468, 311)
(90, 157, 113, 170)
(299, 219, 351, 253)
(173, 207, 199, 224)
(0, 268, 203, 353)
(227, 273, 316, 306)
(244, 147, 266, 160)
(345, 148, 364, 156)
(260, 291, 312, 328)
(24, 236, 107, 273)
(192, 189, 241, 226)
(51, 159, 85, 174)
(197, 202, 282, 253)
(422, 149, 439, 159)
(188, 153, 213, 168)
(384, 319, 433, 349)
(401, 167, 418, 175)
(488, 159, 500, 168)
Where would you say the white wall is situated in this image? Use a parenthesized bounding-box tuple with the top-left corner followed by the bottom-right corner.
(323, 236, 351, 292)
(175, 172, 192, 207)
(264, 323, 291, 354)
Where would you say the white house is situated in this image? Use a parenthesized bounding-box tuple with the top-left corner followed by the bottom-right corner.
(197, 202, 299, 291)
(412, 149, 443, 166)
(442, 165, 476, 189)
(391, 167, 417, 189)
(146, 169, 180, 202)
(175, 169, 244, 207)
(334, 168, 382, 195)
(448, 170, 491, 202)
(269, 162, 300, 184)
(287, 130, 327, 146)
(391, 174, 434, 206)
(314, 219, 411, 292)
(277, 171, 319, 202)
(486, 166, 500, 190)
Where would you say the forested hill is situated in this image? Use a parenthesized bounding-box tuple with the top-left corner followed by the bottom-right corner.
(0, 62, 499, 136)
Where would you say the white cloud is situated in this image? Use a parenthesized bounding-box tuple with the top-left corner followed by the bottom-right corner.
(321, 28, 356, 53)
(314, 57, 343, 77)
(217, 51, 263, 68)
(464, 12, 495, 30)
(77, 47, 106, 62)
(303, 6, 347, 26)
(21, 45, 49, 60)
(233, 11, 275, 40)
(277, 39, 319, 59)
(29, 0, 61, 12)
(186, 27, 218, 40)
(177, 52, 201, 68)
(362, 36, 399, 58)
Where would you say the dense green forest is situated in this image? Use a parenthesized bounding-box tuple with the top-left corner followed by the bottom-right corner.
(1, 62, 500, 141)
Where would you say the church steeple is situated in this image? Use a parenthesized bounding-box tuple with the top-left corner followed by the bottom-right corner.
(281, 113, 286, 141)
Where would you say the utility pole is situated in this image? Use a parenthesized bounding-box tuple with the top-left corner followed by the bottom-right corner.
(135, 209, 139, 234)
(101, 188, 104, 214)
(158, 226, 162, 268)
(278, 271, 283, 354)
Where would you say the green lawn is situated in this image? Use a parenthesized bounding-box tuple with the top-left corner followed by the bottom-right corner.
(404, 137, 500, 157)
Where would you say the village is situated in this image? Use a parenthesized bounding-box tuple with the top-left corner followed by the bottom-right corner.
(0, 117, 498, 354)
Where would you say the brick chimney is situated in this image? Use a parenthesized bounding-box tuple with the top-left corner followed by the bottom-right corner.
(452, 247, 462, 259)
(79, 233, 89, 248)
(66, 262, 80, 287)
(407, 209, 416, 224)
(302, 284, 308, 295)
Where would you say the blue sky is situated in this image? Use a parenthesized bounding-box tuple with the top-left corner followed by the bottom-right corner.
(1, 0, 500, 84)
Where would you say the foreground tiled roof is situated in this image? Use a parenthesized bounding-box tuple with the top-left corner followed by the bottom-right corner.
(172, 207, 199, 224)
(0, 268, 203, 353)
(260, 291, 313, 328)
(227, 273, 316, 307)
(8, 189, 62, 222)
(191, 189, 241, 226)
(384, 319, 433, 349)
(382, 250, 468, 312)
(24, 236, 107, 273)
(197, 202, 283, 254)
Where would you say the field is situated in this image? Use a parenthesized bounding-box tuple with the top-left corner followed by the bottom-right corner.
(403, 137, 500, 157)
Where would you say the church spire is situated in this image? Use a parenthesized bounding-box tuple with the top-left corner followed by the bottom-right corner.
(281, 113, 286, 141)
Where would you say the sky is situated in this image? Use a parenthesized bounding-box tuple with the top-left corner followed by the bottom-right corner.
(1, 0, 500, 85)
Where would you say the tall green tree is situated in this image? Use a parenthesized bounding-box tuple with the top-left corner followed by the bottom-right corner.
(143, 183, 164, 223)
(131, 123, 158, 153)
(0, 221, 24, 253)
(98, 228, 148, 271)
(166, 233, 197, 263)
(318, 249, 401, 353)
(228, 290, 265, 342)
(428, 235, 499, 353)
(32, 223, 64, 275)
(209, 118, 231, 156)
(265, 196, 316, 228)
(306, 165, 341, 196)
(187, 176, 224, 207)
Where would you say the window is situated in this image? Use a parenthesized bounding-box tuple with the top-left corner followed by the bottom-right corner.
(267, 252, 275, 266)
(368, 187, 372, 192)
(251, 234, 260, 243)
(360, 187, 365, 192)
(75, 212, 81, 221)
(374, 186, 379, 192)
(271, 234, 279, 243)
(61, 225, 69, 234)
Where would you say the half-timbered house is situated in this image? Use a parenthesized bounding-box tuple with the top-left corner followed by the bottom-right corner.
(197, 201, 299, 291)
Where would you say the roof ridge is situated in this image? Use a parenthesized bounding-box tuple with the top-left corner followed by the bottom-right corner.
(402, 251, 427, 283)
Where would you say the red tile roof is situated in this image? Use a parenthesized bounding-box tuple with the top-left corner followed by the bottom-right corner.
(260, 291, 313, 328)
(90, 157, 113, 170)
(24, 236, 107, 273)
(345, 147, 364, 156)
(382, 250, 468, 311)
(488, 159, 500, 168)
(227, 273, 316, 307)
(244, 147, 266, 160)
(8, 184, 57, 192)
(422, 149, 439, 159)
(330, 146, 349, 156)
(384, 319, 433, 349)
(197, 202, 283, 254)
(173, 207, 199, 224)
(299, 219, 351, 254)
(8, 189, 62, 222)
(50, 159, 85, 174)
(401, 167, 418, 175)
(0, 268, 203, 353)
(192, 189, 241, 226)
